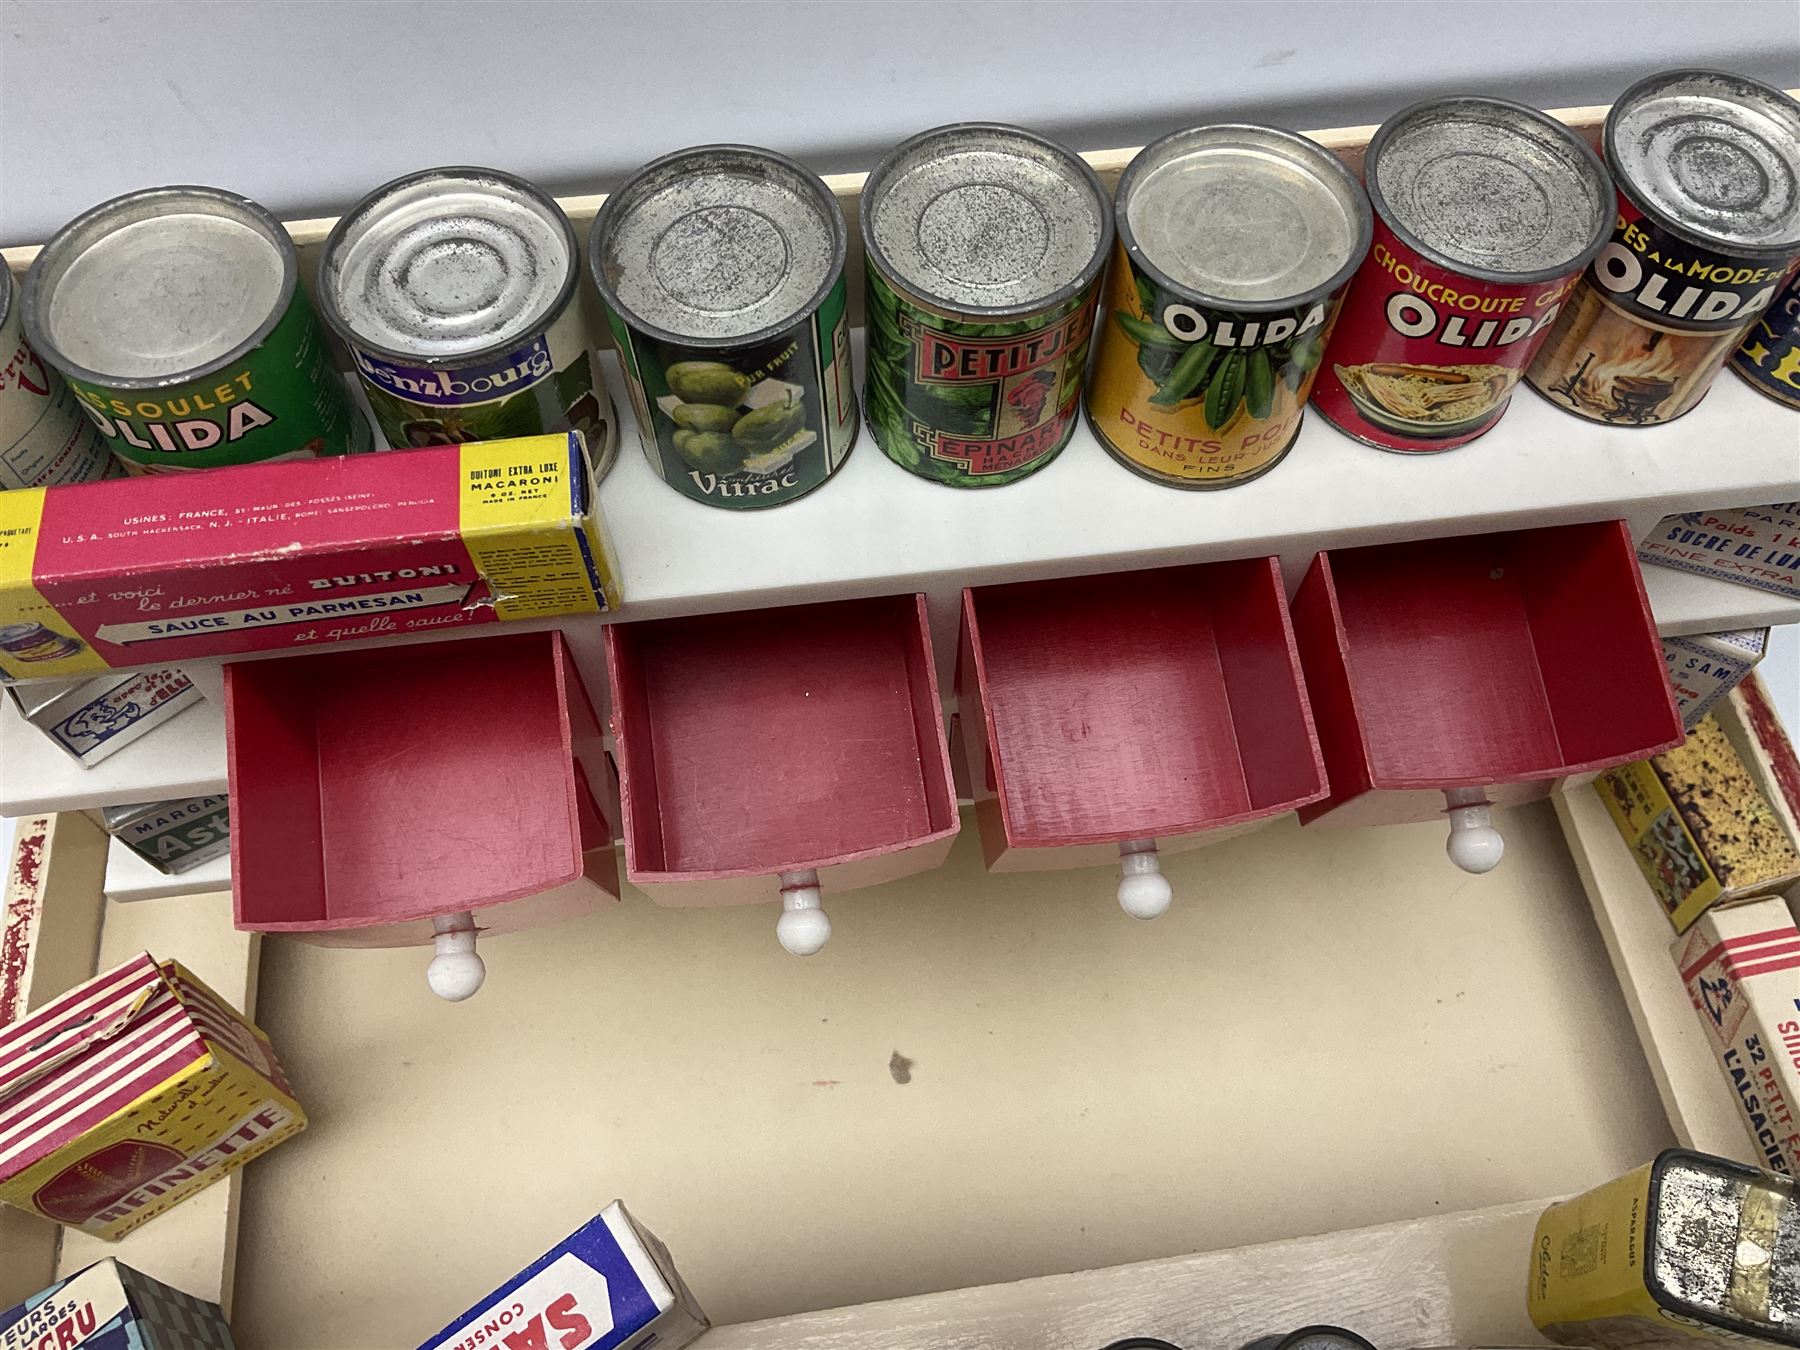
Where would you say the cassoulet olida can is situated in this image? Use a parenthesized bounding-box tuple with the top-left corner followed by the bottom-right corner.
(1734, 266, 1800, 408)
(318, 166, 619, 477)
(0, 268, 117, 489)
(1087, 124, 1371, 487)
(1529, 71, 1800, 426)
(589, 145, 856, 510)
(22, 186, 371, 472)
(1310, 98, 1613, 452)
(862, 123, 1112, 487)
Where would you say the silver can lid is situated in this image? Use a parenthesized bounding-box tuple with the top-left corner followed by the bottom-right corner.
(319, 167, 576, 364)
(22, 186, 295, 389)
(1117, 124, 1371, 311)
(1369, 97, 1612, 283)
(862, 123, 1111, 317)
(589, 145, 844, 348)
(1608, 69, 1800, 256)
(1651, 1152, 1796, 1325)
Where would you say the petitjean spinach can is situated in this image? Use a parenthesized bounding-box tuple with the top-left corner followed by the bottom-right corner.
(589, 145, 856, 510)
(1088, 124, 1370, 488)
(318, 166, 619, 477)
(22, 185, 371, 472)
(1734, 267, 1800, 408)
(862, 123, 1111, 487)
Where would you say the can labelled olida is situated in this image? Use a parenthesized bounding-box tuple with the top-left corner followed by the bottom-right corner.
(1529, 71, 1800, 426)
(589, 145, 856, 510)
(1310, 98, 1613, 452)
(862, 123, 1112, 487)
(318, 166, 618, 477)
(1087, 124, 1370, 487)
(0, 269, 116, 489)
(22, 186, 370, 472)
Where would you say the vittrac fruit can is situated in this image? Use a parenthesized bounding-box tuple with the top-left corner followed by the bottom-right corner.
(589, 145, 856, 511)
(1310, 97, 1613, 452)
(0, 269, 117, 489)
(1529, 71, 1800, 426)
(21, 186, 371, 472)
(862, 123, 1111, 487)
(1087, 124, 1370, 488)
(1734, 267, 1800, 409)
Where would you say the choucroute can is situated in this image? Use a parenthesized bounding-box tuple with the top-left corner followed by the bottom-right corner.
(589, 145, 855, 510)
(22, 186, 370, 472)
(1310, 98, 1613, 452)
(1087, 124, 1370, 487)
(1734, 267, 1800, 408)
(1530, 71, 1800, 426)
(862, 123, 1111, 487)
(318, 166, 618, 477)
(0, 269, 117, 488)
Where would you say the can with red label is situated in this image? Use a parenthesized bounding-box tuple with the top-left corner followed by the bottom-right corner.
(1310, 97, 1613, 453)
(1529, 71, 1800, 426)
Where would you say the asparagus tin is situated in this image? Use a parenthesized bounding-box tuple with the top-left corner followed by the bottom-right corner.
(1663, 628, 1768, 728)
(0, 269, 116, 490)
(863, 123, 1111, 486)
(1528, 1149, 1798, 1347)
(2, 1258, 238, 1350)
(102, 797, 229, 876)
(590, 145, 855, 510)
(22, 186, 370, 472)
(319, 166, 619, 478)
(8, 666, 201, 766)
(1530, 71, 1800, 426)
(1734, 267, 1800, 408)
(1088, 125, 1370, 487)
(1310, 97, 1612, 452)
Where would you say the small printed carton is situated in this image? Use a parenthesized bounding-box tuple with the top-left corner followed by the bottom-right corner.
(0, 952, 304, 1240)
(1675, 897, 1800, 1175)
(100, 796, 230, 876)
(1596, 711, 1800, 933)
(417, 1202, 707, 1350)
(1662, 628, 1768, 729)
(1, 1257, 236, 1350)
(0, 431, 620, 681)
(1638, 501, 1800, 601)
(7, 666, 202, 765)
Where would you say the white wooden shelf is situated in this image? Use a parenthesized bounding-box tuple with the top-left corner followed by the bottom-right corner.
(1643, 562, 1800, 637)
(104, 835, 232, 902)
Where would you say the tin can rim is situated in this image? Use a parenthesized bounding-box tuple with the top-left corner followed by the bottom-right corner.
(0, 266, 12, 337)
(1365, 96, 1614, 286)
(1605, 68, 1800, 260)
(1114, 122, 1373, 315)
(587, 143, 847, 352)
(316, 164, 580, 369)
(21, 184, 300, 393)
(860, 121, 1114, 320)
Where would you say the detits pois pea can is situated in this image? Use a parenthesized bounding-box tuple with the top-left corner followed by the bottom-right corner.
(1087, 124, 1370, 488)
(862, 124, 1111, 487)
(1734, 267, 1800, 408)
(0, 269, 117, 489)
(22, 186, 371, 473)
(1529, 71, 1800, 427)
(589, 145, 856, 510)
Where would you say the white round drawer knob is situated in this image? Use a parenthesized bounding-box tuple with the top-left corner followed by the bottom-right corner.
(1117, 840, 1172, 919)
(777, 870, 831, 955)
(1443, 788, 1505, 874)
(427, 911, 486, 1001)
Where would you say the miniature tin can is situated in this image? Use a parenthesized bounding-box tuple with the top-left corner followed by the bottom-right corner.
(1240, 1328, 1378, 1350)
(1529, 71, 1800, 426)
(862, 123, 1112, 487)
(589, 145, 855, 511)
(1733, 267, 1800, 409)
(319, 166, 619, 478)
(1528, 1148, 1798, 1347)
(0, 269, 116, 489)
(103, 796, 230, 875)
(1311, 98, 1612, 452)
(22, 185, 371, 473)
(1087, 124, 1370, 488)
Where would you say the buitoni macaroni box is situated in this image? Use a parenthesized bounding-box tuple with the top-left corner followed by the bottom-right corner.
(0, 431, 620, 681)
(1, 1258, 236, 1350)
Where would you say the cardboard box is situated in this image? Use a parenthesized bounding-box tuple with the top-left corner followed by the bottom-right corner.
(1, 1257, 236, 1350)
(417, 1202, 707, 1350)
(0, 952, 304, 1240)
(1597, 712, 1800, 933)
(101, 797, 230, 876)
(7, 666, 202, 765)
(1639, 501, 1800, 601)
(1663, 628, 1768, 729)
(0, 431, 620, 681)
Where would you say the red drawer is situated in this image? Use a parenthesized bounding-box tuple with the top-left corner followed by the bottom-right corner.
(958, 559, 1328, 917)
(227, 631, 618, 1000)
(605, 594, 959, 955)
(1292, 520, 1682, 870)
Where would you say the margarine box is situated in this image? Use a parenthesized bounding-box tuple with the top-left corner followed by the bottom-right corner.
(417, 1202, 708, 1350)
(101, 796, 230, 876)
(1597, 711, 1800, 933)
(7, 666, 202, 765)
(0, 952, 304, 1240)
(1675, 897, 1800, 1176)
(1639, 501, 1800, 601)
(1, 1258, 236, 1350)
(0, 431, 621, 681)
(1662, 629, 1768, 729)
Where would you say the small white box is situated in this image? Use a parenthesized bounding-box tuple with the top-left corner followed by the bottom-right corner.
(1639, 501, 1800, 600)
(1663, 628, 1768, 728)
(7, 666, 202, 765)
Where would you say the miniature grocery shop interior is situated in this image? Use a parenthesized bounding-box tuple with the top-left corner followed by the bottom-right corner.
(4, 5, 1800, 1347)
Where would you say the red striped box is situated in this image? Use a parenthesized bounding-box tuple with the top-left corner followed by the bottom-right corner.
(1675, 898, 1800, 1175)
(0, 952, 304, 1239)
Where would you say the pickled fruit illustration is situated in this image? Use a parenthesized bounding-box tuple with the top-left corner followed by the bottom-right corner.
(656, 361, 816, 477)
